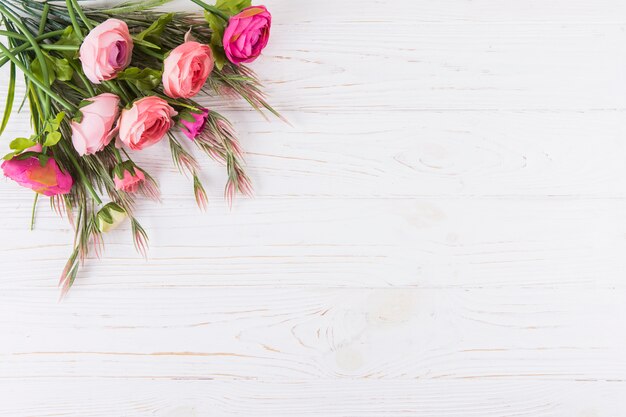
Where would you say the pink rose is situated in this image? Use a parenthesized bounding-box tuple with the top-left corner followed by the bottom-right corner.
(117, 97, 177, 150)
(79, 19, 133, 84)
(180, 108, 209, 140)
(114, 167, 145, 193)
(223, 6, 271, 65)
(163, 42, 214, 99)
(1, 145, 73, 196)
(71, 93, 120, 156)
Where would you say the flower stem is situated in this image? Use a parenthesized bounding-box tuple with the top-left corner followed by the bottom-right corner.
(65, 0, 84, 40)
(189, 0, 230, 21)
(0, 3, 52, 116)
(136, 45, 164, 60)
(0, 43, 76, 112)
(113, 147, 123, 163)
(70, 0, 93, 30)
(68, 60, 96, 97)
(38, 2, 50, 36)
(0, 30, 67, 69)
(30, 193, 39, 230)
(60, 141, 102, 205)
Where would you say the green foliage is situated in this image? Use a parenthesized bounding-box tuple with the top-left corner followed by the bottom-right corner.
(31, 53, 74, 84)
(4, 136, 36, 160)
(215, 0, 251, 15)
(204, 11, 227, 70)
(9, 137, 37, 151)
(1, 62, 16, 136)
(116, 67, 163, 92)
(55, 26, 82, 59)
(134, 13, 173, 47)
(45, 111, 65, 133)
(43, 131, 62, 147)
(51, 56, 73, 81)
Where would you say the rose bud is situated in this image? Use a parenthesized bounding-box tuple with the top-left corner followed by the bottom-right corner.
(117, 97, 177, 150)
(79, 19, 133, 84)
(71, 93, 120, 156)
(163, 42, 214, 99)
(1, 144, 73, 196)
(96, 202, 127, 233)
(223, 6, 271, 65)
(114, 163, 145, 193)
(179, 108, 209, 140)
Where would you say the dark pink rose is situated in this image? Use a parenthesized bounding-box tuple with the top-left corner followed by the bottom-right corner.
(180, 108, 209, 140)
(223, 6, 271, 65)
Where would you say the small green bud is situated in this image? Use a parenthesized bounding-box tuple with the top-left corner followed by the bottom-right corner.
(97, 202, 127, 233)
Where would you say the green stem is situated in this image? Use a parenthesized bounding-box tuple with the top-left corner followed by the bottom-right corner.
(65, 0, 84, 40)
(0, 3, 52, 115)
(0, 43, 76, 111)
(68, 60, 96, 97)
(0, 29, 66, 43)
(0, 30, 69, 69)
(189, 0, 230, 21)
(103, 81, 131, 103)
(157, 94, 201, 111)
(70, 0, 94, 30)
(40, 45, 79, 51)
(136, 45, 164, 60)
(38, 3, 49, 36)
(113, 147, 123, 163)
(30, 193, 39, 230)
(61, 143, 102, 205)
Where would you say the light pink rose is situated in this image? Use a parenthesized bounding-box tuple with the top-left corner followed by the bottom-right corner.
(79, 19, 133, 84)
(180, 108, 209, 140)
(71, 93, 120, 156)
(114, 167, 145, 193)
(223, 6, 271, 65)
(1, 145, 73, 196)
(117, 96, 178, 150)
(163, 42, 214, 99)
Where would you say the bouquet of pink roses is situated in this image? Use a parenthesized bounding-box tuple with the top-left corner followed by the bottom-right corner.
(0, 0, 278, 294)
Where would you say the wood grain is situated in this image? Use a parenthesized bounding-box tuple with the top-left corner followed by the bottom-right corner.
(1, 0, 626, 415)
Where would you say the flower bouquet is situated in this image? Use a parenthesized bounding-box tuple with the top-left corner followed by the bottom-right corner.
(0, 0, 278, 294)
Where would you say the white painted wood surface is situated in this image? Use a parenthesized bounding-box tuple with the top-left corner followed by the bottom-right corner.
(2, 0, 626, 415)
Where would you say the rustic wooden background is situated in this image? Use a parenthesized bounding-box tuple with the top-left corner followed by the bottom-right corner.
(2, 0, 626, 415)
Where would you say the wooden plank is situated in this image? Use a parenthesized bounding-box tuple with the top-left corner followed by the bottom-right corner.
(0, 198, 625, 289)
(1, 379, 626, 417)
(1, 287, 625, 380)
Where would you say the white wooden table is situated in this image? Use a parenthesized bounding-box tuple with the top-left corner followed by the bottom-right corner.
(2, 1, 626, 415)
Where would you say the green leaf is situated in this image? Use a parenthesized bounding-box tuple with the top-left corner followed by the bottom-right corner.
(215, 0, 251, 14)
(3, 151, 17, 160)
(44, 111, 64, 133)
(132, 38, 161, 49)
(37, 154, 50, 167)
(0, 62, 15, 136)
(31, 53, 73, 84)
(204, 10, 225, 47)
(50, 56, 73, 81)
(211, 44, 227, 70)
(43, 131, 62, 147)
(135, 13, 173, 47)
(116, 67, 162, 92)
(31, 55, 56, 85)
(55, 26, 82, 59)
(51, 111, 65, 130)
(9, 137, 36, 151)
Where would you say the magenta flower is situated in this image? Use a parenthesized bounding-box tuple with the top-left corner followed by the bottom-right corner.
(1, 146, 73, 196)
(180, 108, 209, 140)
(223, 6, 271, 65)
